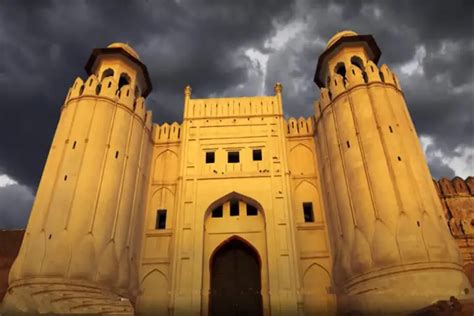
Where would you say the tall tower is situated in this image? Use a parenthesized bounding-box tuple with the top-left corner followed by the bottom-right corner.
(313, 31, 472, 313)
(3, 43, 153, 314)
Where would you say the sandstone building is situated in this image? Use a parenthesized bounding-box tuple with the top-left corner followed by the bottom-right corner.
(2, 31, 473, 315)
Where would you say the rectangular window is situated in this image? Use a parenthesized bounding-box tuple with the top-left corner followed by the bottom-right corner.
(246, 204, 258, 216)
(156, 209, 167, 229)
(252, 149, 262, 161)
(228, 151, 240, 163)
(230, 200, 239, 216)
(212, 205, 223, 218)
(303, 202, 314, 222)
(206, 151, 215, 164)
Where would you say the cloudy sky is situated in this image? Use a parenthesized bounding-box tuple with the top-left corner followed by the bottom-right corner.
(0, 0, 472, 228)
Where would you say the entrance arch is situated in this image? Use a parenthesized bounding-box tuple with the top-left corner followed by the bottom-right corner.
(210, 237, 263, 316)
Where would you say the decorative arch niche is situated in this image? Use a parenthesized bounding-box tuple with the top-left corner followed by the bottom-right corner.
(201, 191, 269, 315)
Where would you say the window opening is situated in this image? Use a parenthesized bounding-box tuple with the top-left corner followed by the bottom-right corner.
(118, 73, 131, 89)
(334, 62, 346, 78)
(206, 151, 215, 164)
(247, 204, 258, 216)
(303, 202, 314, 222)
(230, 200, 239, 216)
(212, 205, 223, 218)
(101, 68, 114, 81)
(156, 209, 167, 229)
(350, 56, 364, 70)
(253, 149, 262, 161)
(228, 151, 239, 163)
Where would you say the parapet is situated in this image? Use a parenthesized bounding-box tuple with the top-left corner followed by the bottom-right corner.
(64, 73, 152, 130)
(152, 122, 182, 144)
(435, 176, 474, 198)
(185, 95, 281, 119)
(315, 61, 402, 119)
(285, 117, 315, 137)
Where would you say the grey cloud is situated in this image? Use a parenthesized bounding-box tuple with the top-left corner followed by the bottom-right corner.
(0, 184, 34, 229)
(263, 0, 473, 177)
(0, 0, 296, 189)
(0, 0, 472, 229)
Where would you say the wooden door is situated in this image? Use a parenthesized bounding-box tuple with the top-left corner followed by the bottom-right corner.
(210, 239, 263, 316)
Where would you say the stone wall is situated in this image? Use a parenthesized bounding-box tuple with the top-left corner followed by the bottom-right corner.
(433, 177, 474, 286)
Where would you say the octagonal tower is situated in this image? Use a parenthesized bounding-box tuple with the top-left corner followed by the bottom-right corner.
(313, 31, 472, 313)
(3, 43, 153, 314)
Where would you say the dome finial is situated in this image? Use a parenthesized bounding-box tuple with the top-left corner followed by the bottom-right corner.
(184, 85, 192, 98)
(326, 30, 358, 48)
(274, 82, 283, 94)
(107, 42, 140, 60)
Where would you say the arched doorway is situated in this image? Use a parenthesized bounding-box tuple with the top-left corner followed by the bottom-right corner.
(210, 238, 263, 316)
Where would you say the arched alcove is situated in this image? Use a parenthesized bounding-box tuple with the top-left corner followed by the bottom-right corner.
(137, 269, 169, 315)
(201, 192, 269, 315)
(334, 62, 346, 78)
(153, 149, 179, 182)
(101, 68, 114, 81)
(302, 263, 334, 315)
(289, 144, 315, 175)
(118, 72, 131, 90)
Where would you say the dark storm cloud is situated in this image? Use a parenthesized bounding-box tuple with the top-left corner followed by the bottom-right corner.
(0, 0, 472, 229)
(0, 183, 34, 228)
(0, 0, 296, 189)
(424, 144, 456, 180)
(263, 0, 473, 176)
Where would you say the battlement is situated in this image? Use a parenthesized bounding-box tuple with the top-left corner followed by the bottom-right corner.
(64, 74, 152, 127)
(316, 62, 402, 118)
(152, 122, 182, 143)
(434, 176, 474, 198)
(285, 117, 315, 137)
(185, 95, 281, 119)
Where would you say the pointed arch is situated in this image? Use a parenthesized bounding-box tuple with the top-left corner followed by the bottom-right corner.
(295, 179, 319, 191)
(289, 143, 315, 175)
(303, 262, 330, 279)
(138, 268, 169, 314)
(140, 267, 168, 284)
(153, 149, 178, 181)
(209, 235, 262, 269)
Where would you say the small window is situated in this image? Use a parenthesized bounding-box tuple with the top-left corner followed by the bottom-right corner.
(212, 205, 223, 218)
(247, 204, 258, 216)
(253, 149, 262, 161)
(156, 209, 167, 229)
(206, 151, 215, 164)
(230, 200, 239, 216)
(303, 202, 314, 223)
(72, 141, 77, 149)
(350, 56, 364, 71)
(334, 62, 346, 78)
(101, 68, 114, 81)
(228, 151, 239, 163)
(115, 151, 119, 159)
(118, 73, 131, 89)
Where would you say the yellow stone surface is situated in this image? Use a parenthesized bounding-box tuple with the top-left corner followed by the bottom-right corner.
(2, 33, 472, 315)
